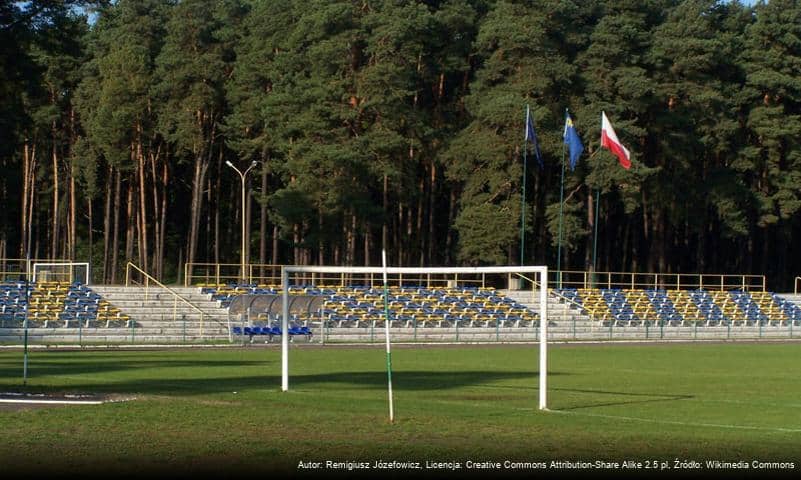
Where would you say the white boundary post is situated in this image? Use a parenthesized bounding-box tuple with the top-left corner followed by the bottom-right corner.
(279, 265, 548, 409)
(381, 250, 395, 422)
(539, 268, 548, 410)
(281, 267, 290, 391)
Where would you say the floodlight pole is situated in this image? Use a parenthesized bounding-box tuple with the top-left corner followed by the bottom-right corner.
(226, 160, 258, 283)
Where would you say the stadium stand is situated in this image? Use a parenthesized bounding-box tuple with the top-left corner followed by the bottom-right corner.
(201, 283, 542, 335)
(550, 287, 798, 328)
(0, 281, 129, 328)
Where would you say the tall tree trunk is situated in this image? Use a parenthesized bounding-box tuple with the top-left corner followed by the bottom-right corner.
(246, 177, 253, 269)
(259, 164, 268, 276)
(406, 204, 413, 266)
(67, 107, 77, 261)
(186, 155, 209, 267)
(150, 147, 161, 278)
(51, 119, 59, 259)
(69, 166, 76, 260)
(363, 221, 370, 266)
(293, 223, 300, 265)
(427, 160, 436, 265)
(111, 169, 121, 284)
(382, 173, 388, 253)
(103, 165, 112, 283)
(417, 177, 424, 267)
(207, 176, 214, 262)
(27, 144, 36, 259)
(396, 203, 403, 265)
(20, 141, 35, 257)
(159, 162, 168, 280)
(125, 179, 135, 268)
(87, 195, 93, 280)
(445, 188, 456, 265)
(318, 208, 324, 265)
(271, 224, 278, 278)
(348, 212, 356, 266)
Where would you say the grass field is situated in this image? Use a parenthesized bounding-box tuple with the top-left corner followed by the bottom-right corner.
(1, 342, 800, 477)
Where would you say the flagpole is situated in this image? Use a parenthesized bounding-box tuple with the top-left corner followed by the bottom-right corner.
(592, 188, 600, 287)
(520, 105, 529, 267)
(556, 108, 568, 289)
(520, 139, 528, 267)
(586, 147, 601, 288)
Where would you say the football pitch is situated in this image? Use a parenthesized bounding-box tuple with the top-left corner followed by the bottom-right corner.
(0, 342, 800, 477)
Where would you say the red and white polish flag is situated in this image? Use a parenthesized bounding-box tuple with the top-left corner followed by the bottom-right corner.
(600, 111, 631, 169)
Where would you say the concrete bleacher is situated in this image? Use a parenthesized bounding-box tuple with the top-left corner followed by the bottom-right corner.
(553, 287, 801, 328)
(3, 277, 801, 344)
(0, 281, 129, 329)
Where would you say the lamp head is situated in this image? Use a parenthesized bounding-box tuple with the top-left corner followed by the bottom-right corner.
(225, 160, 234, 167)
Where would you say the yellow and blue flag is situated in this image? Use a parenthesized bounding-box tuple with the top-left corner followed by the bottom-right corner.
(563, 110, 584, 171)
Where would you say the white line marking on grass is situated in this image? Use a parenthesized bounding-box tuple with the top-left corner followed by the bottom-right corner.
(548, 409, 801, 433)
(0, 398, 103, 405)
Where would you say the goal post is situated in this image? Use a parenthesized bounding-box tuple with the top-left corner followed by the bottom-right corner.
(32, 262, 91, 285)
(279, 265, 549, 410)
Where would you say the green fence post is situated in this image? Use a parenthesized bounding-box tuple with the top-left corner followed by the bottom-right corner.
(645, 321, 649, 340)
(609, 320, 613, 340)
(727, 322, 731, 340)
(456, 319, 460, 343)
(759, 320, 763, 339)
(660, 320, 664, 339)
(371, 321, 375, 343)
(182, 314, 186, 344)
(694, 321, 697, 341)
(791, 319, 793, 339)
(496, 318, 500, 342)
(414, 318, 418, 342)
(572, 317, 576, 340)
(131, 320, 135, 344)
(78, 319, 82, 348)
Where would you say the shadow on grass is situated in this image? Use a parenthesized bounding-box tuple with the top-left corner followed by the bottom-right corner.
(0, 368, 552, 398)
(550, 387, 694, 410)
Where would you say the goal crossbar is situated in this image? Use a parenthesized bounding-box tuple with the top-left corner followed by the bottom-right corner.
(280, 265, 549, 410)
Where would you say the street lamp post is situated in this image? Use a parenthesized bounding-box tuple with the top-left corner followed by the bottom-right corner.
(226, 160, 258, 283)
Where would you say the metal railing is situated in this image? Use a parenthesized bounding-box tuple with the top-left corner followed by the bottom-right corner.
(126, 262, 208, 337)
(185, 263, 283, 286)
(0, 258, 74, 282)
(186, 262, 491, 289)
(550, 270, 766, 292)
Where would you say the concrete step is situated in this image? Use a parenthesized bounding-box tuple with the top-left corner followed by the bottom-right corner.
(88, 285, 230, 325)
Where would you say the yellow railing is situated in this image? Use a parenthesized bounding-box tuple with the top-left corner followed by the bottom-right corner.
(126, 262, 207, 337)
(185, 262, 489, 289)
(0, 258, 74, 282)
(550, 270, 766, 291)
(185, 263, 284, 287)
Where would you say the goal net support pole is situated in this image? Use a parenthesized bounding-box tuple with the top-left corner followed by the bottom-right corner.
(280, 265, 549, 410)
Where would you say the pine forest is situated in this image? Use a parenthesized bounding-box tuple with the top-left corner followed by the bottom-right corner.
(1, 0, 800, 289)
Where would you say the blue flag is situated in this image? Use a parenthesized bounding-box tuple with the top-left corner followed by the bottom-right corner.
(563, 110, 584, 171)
(524, 105, 543, 169)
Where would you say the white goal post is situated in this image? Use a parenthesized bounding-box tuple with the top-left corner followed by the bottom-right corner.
(279, 265, 549, 410)
(32, 262, 91, 285)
